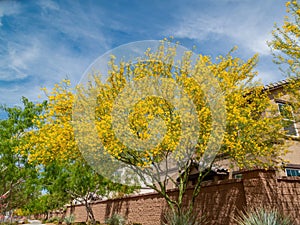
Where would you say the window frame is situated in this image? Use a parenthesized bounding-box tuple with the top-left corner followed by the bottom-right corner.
(276, 101, 298, 137)
(285, 168, 300, 177)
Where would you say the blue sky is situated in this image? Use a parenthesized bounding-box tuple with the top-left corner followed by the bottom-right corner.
(0, 0, 288, 109)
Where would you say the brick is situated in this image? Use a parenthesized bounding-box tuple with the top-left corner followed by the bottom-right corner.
(59, 170, 300, 225)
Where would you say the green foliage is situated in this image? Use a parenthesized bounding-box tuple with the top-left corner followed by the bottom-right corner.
(235, 208, 293, 225)
(46, 216, 62, 224)
(0, 97, 46, 213)
(105, 214, 125, 225)
(163, 210, 206, 225)
(0, 222, 17, 225)
(64, 214, 75, 225)
(40, 159, 135, 224)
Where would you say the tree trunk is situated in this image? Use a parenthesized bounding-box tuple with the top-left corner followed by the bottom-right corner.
(84, 200, 96, 225)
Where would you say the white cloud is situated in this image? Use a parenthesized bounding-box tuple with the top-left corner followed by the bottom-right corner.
(165, 1, 285, 56)
(0, 0, 288, 106)
(0, 1, 21, 27)
(170, 16, 224, 40)
(0, 39, 40, 81)
(37, 0, 60, 11)
(0, 0, 114, 105)
(8, 41, 40, 70)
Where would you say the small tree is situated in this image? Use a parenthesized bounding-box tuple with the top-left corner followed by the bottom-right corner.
(0, 97, 45, 216)
(16, 81, 135, 225)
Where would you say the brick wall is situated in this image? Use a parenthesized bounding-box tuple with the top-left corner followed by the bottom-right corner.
(65, 169, 300, 225)
(277, 176, 300, 223)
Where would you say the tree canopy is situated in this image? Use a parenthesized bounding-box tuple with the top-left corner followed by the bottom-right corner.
(0, 97, 46, 215)
(14, 40, 290, 221)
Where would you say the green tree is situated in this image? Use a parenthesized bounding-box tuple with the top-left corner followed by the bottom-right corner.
(16, 85, 135, 224)
(0, 97, 46, 216)
(43, 159, 130, 224)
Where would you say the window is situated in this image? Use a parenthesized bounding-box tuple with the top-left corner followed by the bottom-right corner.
(286, 168, 300, 177)
(233, 173, 242, 179)
(277, 102, 298, 136)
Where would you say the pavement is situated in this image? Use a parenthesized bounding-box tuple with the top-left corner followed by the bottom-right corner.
(23, 219, 44, 225)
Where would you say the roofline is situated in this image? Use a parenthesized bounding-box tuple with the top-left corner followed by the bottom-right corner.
(263, 79, 290, 91)
(264, 77, 300, 91)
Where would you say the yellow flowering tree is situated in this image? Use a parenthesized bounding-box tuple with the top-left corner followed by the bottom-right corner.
(72, 42, 286, 219)
(18, 42, 287, 222)
(269, 0, 300, 128)
(17, 80, 80, 163)
(16, 80, 134, 224)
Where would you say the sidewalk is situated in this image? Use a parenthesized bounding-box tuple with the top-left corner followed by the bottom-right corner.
(23, 219, 44, 225)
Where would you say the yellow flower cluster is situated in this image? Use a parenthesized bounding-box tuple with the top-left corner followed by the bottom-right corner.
(17, 41, 287, 170)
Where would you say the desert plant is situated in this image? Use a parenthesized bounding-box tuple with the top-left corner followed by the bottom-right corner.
(163, 210, 206, 225)
(105, 214, 125, 225)
(235, 207, 293, 225)
(46, 216, 60, 223)
(64, 214, 75, 225)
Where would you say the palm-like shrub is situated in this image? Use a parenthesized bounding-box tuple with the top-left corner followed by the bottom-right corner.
(235, 208, 293, 225)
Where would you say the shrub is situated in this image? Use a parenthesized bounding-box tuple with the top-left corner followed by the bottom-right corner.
(46, 216, 64, 224)
(235, 207, 293, 225)
(46, 216, 60, 223)
(163, 210, 206, 225)
(0, 222, 17, 225)
(64, 214, 75, 225)
(105, 214, 125, 225)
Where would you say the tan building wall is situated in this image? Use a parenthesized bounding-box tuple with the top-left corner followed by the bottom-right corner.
(284, 140, 300, 165)
(267, 82, 300, 176)
(64, 169, 300, 225)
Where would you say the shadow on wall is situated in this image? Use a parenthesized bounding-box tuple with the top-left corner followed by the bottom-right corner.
(63, 169, 299, 225)
(104, 199, 130, 221)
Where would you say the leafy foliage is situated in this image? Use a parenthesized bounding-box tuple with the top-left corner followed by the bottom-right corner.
(0, 97, 46, 214)
(269, 0, 300, 77)
(73, 41, 286, 215)
(64, 214, 75, 225)
(15, 81, 134, 224)
(269, 1, 300, 128)
(16, 41, 288, 218)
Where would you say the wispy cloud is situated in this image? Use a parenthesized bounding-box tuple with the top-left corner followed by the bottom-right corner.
(0, 0, 21, 27)
(0, 0, 115, 106)
(37, 0, 60, 11)
(0, 0, 288, 107)
(165, 1, 286, 56)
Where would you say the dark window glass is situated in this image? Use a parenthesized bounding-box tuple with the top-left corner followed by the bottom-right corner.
(286, 168, 300, 177)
